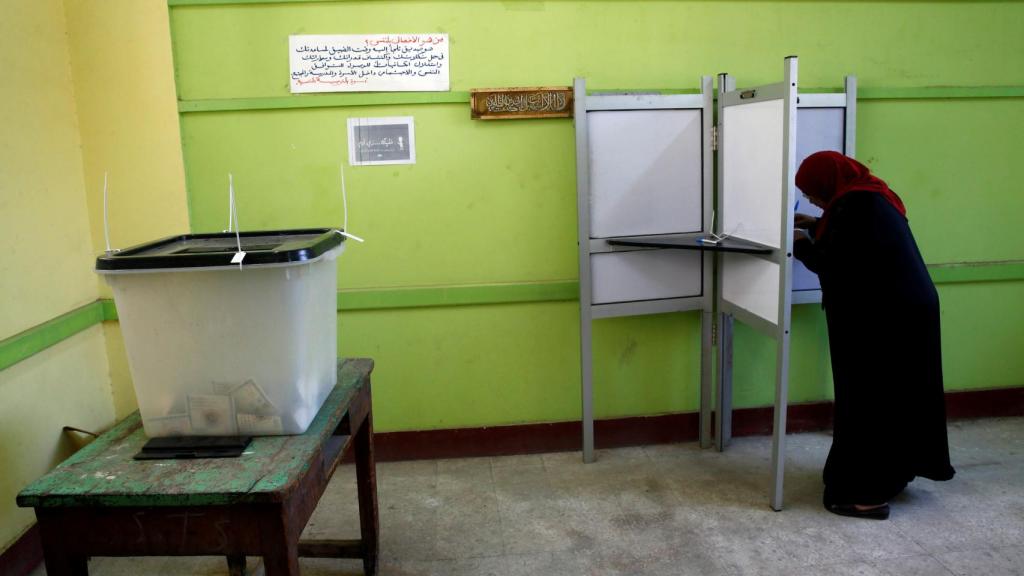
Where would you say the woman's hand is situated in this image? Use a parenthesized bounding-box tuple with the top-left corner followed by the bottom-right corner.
(795, 214, 818, 229)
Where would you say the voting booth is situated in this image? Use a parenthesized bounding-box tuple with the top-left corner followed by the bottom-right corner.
(573, 77, 716, 465)
(574, 57, 858, 510)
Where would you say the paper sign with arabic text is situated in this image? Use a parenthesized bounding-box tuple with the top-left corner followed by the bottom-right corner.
(290, 34, 449, 93)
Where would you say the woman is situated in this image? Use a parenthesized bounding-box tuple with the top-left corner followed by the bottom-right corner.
(793, 151, 955, 520)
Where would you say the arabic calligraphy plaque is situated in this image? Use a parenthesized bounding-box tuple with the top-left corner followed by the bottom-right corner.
(470, 87, 573, 120)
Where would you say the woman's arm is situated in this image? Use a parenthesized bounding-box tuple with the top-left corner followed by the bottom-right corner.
(793, 235, 822, 273)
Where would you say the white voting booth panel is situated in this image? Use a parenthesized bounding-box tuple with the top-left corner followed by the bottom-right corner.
(721, 253, 780, 324)
(718, 93, 791, 327)
(721, 99, 785, 250)
(591, 250, 702, 304)
(792, 87, 857, 299)
(797, 107, 844, 163)
(792, 107, 843, 292)
(587, 107, 704, 306)
(796, 108, 844, 173)
(588, 110, 703, 238)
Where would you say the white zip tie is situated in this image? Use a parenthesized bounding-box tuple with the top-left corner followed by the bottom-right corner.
(227, 173, 234, 233)
(229, 173, 245, 270)
(341, 163, 348, 232)
(337, 163, 364, 243)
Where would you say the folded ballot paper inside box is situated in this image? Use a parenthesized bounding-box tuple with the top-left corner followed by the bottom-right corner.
(96, 229, 345, 437)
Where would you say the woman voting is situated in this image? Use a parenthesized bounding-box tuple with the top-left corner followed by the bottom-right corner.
(792, 151, 955, 520)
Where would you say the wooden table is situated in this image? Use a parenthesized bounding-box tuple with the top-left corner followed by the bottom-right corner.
(17, 358, 378, 576)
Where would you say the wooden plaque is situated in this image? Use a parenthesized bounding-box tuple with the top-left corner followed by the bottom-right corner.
(470, 87, 573, 120)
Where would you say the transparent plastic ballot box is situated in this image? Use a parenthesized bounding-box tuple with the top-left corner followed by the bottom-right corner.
(96, 229, 344, 437)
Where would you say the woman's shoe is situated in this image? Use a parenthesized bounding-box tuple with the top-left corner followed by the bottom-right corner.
(826, 503, 890, 520)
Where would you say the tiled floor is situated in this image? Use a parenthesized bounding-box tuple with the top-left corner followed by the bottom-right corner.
(29, 417, 1024, 575)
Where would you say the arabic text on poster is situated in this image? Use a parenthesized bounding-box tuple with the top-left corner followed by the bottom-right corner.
(290, 34, 450, 93)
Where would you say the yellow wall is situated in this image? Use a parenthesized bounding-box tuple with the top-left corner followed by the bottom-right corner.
(0, 2, 99, 338)
(0, 0, 187, 552)
(0, 0, 116, 551)
(64, 0, 190, 289)
(62, 0, 190, 419)
(0, 327, 113, 550)
(102, 323, 137, 419)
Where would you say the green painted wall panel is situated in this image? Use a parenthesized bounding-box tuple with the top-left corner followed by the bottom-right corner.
(336, 302, 707, 431)
(731, 304, 833, 410)
(857, 99, 1024, 264)
(930, 261, 1024, 285)
(337, 281, 578, 310)
(335, 280, 1024, 431)
(169, 1, 1024, 100)
(337, 301, 581, 431)
(936, 281, 1024, 392)
(181, 105, 578, 288)
(589, 312, 701, 419)
(0, 303, 104, 372)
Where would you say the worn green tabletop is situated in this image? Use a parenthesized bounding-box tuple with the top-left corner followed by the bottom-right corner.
(17, 358, 373, 509)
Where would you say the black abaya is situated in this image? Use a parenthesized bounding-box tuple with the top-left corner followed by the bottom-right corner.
(794, 191, 955, 505)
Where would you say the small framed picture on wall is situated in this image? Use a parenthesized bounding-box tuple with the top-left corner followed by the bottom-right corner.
(347, 116, 416, 166)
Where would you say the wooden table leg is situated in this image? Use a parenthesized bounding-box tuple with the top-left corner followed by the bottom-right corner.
(354, 389, 379, 576)
(260, 513, 299, 576)
(37, 517, 89, 576)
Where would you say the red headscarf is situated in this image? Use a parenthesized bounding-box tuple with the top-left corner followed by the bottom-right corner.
(796, 151, 906, 240)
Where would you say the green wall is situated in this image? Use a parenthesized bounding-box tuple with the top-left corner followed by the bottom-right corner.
(167, 1, 1024, 432)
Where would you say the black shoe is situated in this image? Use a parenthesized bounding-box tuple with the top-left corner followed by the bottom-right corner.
(826, 503, 890, 520)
